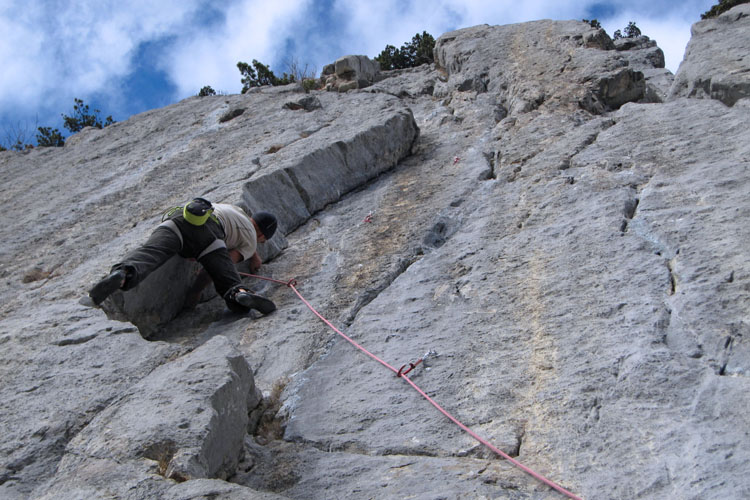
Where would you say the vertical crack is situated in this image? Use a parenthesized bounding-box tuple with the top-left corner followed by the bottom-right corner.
(667, 252, 679, 296)
(511, 430, 523, 458)
(718, 336, 734, 376)
(284, 168, 313, 214)
(482, 151, 498, 180)
(620, 190, 640, 234)
(667, 262, 675, 295)
(344, 254, 420, 326)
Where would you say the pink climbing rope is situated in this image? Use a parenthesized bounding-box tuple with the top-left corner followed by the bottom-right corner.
(239, 272, 583, 500)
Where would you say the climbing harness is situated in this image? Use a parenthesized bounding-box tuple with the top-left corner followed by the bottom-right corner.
(162, 205, 181, 221)
(158, 198, 225, 257)
(239, 272, 583, 500)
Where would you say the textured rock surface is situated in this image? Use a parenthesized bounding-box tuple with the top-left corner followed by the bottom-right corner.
(1, 14, 749, 500)
(432, 21, 648, 114)
(31, 336, 262, 498)
(0, 85, 416, 499)
(669, 4, 750, 105)
(322, 55, 382, 92)
(0, 307, 178, 499)
(101, 90, 416, 334)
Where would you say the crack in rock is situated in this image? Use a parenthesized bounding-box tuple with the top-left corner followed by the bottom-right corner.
(620, 191, 641, 234)
(344, 215, 462, 326)
(344, 254, 420, 326)
(481, 151, 497, 180)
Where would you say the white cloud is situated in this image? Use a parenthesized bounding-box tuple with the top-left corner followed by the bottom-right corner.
(648, 20, 693, 73)
(0, 0, 203, 123)
(161, 0, 311, 96)
(0, 0, 719, 136)
(0, 13, 44, 104)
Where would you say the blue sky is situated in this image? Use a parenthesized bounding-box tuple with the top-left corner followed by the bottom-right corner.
(0, 0, 717, 147)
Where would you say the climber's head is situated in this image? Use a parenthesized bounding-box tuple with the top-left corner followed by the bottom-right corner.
(252, 211, 277, 241)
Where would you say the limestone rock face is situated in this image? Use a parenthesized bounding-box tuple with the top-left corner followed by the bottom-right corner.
(322, 55, 382, 92)
(103, 90, 417, 334)
(1, 14, 749, 500)
(32, 336, 262, 498)
(433, 21, 647, 115)
(669, 3, 750, 105)
(614, 35, 665, 69)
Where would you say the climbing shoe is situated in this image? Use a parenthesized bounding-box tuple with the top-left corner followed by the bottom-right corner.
(235, 291, 277, 315)
(89, 269, 127, 306)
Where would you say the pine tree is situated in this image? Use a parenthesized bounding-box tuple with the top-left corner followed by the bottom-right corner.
(62, 98, 114, 133)
(375, 32, 436, 70)
(237, 60, 295, 93)
(36, 127, 65, 147)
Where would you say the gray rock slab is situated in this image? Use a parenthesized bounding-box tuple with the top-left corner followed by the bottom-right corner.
(238, 441, 544, 499)
(0, 304, 179, 499)
(275, 75, 750, 500)
(240, 92, 418, 233)
(334, 55, 380, 83)
(369, 65, 438, 98)
(31, 335, 261, 498)
(434, 21, 645, 114)
(614, 35, 665, 69)
(668, 4, 750, 106)
(31, 457, 285, 500)
(163, 478, 289, 499)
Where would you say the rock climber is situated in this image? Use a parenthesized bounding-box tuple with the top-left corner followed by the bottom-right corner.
(89, 198, 278, 315)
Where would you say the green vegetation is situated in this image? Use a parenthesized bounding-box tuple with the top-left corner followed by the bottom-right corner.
(237, 60, 295, 93)
(284, 58, 320, 93)
(198, 86, 217, 97)
(302, 78, 319, 93)
(583, 19, 602, 29)
(36, 127, 65, 147)
(613, 21, 642, 40)
(702, 0, 749, 18)
(284, 58, 317, 82)
(62, 98, 114, 133)
(0, 138, 33, 151)
(375, 31, 436, 71)
(1, 98, 114, 150)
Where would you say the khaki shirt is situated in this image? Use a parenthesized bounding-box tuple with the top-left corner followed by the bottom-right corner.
(212, 204, 257, 261)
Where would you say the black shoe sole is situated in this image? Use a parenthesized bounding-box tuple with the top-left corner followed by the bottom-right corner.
(235, 292, 277, 315)
(89, 271, 125, 305)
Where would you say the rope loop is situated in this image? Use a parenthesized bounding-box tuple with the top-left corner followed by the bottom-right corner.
(397, 364, 413, 377)
(397, 359, 423, 377)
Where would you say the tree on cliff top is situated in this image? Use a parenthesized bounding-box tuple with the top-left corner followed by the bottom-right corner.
(613, 21, 642, 40)
(702, 0, 749, 18)
(375, 32, 435, 70)
(237, 60, 295, 93)
(62, 98, 114, 133)
(36, 127, 65, 147)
